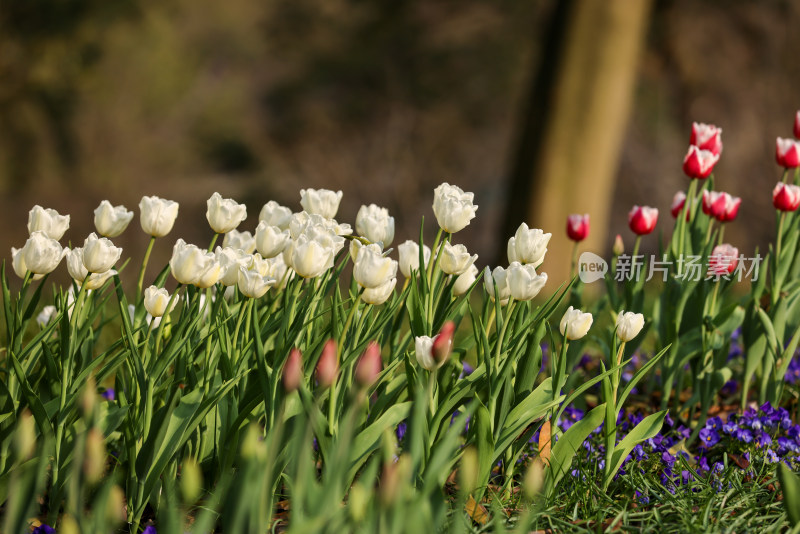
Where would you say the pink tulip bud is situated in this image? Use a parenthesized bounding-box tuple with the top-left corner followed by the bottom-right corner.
(708, 244, 739, 276)
(773, 182, 800, 212)
(795, 111, 800, 140)
(612, 234, 624, 256)
(432, 321, 455, 364)
(628, 206, 658, 236)
(316, 339, 338, 389)
(670, 191, 688, 220)
(776, 138, 800, 168)
(690, 122, 723, 156)
(702, 191, 741, 223)
(566, 214, 589, 242)
(283, 348, 303, 393)
(682, 146, 720, 179)
(355, 341, 382, 387)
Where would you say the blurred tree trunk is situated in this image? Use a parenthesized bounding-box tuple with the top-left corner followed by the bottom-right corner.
(503, 0, 653, 285)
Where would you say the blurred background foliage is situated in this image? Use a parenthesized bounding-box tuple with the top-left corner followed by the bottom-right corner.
(0, 0, 799, 284)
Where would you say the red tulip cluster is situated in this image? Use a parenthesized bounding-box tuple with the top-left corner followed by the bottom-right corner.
(683, 123, 722, 179)
(702, 191, 741, 222)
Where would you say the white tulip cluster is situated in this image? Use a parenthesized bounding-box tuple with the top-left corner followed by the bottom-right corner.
(482, 222, 550, 304)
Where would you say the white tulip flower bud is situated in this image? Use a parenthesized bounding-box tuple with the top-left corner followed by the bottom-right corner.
(27, 205, 70, 240)
(415, 335, 447, 371)
(144, 286, 176, 317)
(66, 247, 88, 281)
(616, 310, 645, 342)
(139, 196, 179, 237)
(361, 276, 396, 305)
(259, 200, 292, 229)
(206, 192, 247, 234)
(439, 242, 477, 276)
(300, 188, 343, 219)
(453, 264, 479, 296)
(397, 240, 431, 278)
(355, 204, 395, 246)
(170, 239, 221, 287)
(353, 243, 398, 289)
(11, 247, 44, 280)
(432, 183, 478, 234)
(288, 234, 335, 279)
(82, 233, 122, 274)
(222, 229, 256, 254)
(237, 266, 276, 298)
(22, 231, 64, 275)
(560, 306, 593, 340)
(507, 224, 551, 268)
(93, 200, 134, 238)
(84, 269, 117, 291)
(506, 262, 548, 301)
(483, 266, 510, 305)
(37, 305, 57, 328)
(215, 247, 249, 286)
(255, 221, 291, 258)
(264, 255, 293, 290)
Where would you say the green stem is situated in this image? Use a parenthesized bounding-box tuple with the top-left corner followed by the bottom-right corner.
(136, 236, 157, 300)
(207, 232, 220, 253)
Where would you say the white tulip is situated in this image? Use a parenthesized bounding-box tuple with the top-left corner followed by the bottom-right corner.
(483, 266, 510, 304)
(353, 244, 398, 289)
(616, 310, 645, 342)
(139, 196, 179, 237)
(144, 286, 176, 317)
(93, 200, 134, 238)
(128, 303, 160, 329)
(66, 247, 88, 281)
(300, 188, 343, 219)
(22, 232, 64, 275)
(264, 255, 293, 290)
(398, 240, 431, 278)
(432, 183, 478, 234)
(170, 239, 221, 287)
(215, 247, 249, 286)
(11, 247, 43, 280)
(288, 234, 336, 279)
(361, 276, 396, 305)
(27, 205, 70, 240)
(506, 262, 548, 301)
(259, 200, 292, 229)
(439, 242, 477, 276)
(82, 233, 122, 274)
(37, 305, 57, 328)
(415, 335, 445, 371)
(355, 204, 395, 246)
(255, 221, 291, 258)
(507, 224, 551, 268)
(560, 306, 593, 340)
(222, 229, 256, 254)
(289, 211, 351, 239)
(84, 269, 117, 291)
(206, 192, 247, 234)
(237, 267, 276, 299)
(453, 264, 479, 296)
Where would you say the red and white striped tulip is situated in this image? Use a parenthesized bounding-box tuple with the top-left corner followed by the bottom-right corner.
(708, 244, 739, 276)
(566, 214, 589, 242)
(776, 138, 800, 168)
(683, 146, 720, 179)
(690, 122, 723, 156)
(670, 191, 688, 220)
(794, 111, 800, 139)
(702, 191, 741, 222)
(773, 182, 800, 212)
(628, 206, 658, 236)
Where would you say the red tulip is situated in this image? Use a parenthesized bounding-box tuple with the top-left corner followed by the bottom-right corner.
(283, 348, 303, 393)
(316, 339, 338, 389)
(776, 138, 800, 168)
(702, 191, 741, 222)
(683, 146, 720, 179)
(794, 111, 800, 139)
(708, 244, 739, 276)
(432, 321, 455, 365)
(355, 341, 382, 388)
(773, 182, 800, 212)
(566, 214, 590, 242)
(670, 191, 688, 220)
(628, 206, 658, 236)
(690, 122, 723, 156)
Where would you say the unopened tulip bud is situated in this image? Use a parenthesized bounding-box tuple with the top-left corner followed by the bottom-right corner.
(776, 137, 800, 168)
(144, 286, 176, 317)
(206, 192, 247, 234)
(316, 339, 338, 388)
(355, 341, 382, 388)
(240, 423, 267, 460)
(682, 145, 719, 179)
(83, 428, 106, 484)
(380, 454, 410, 506)
(106, 485, 127, 525)
(612, 234, 624, 256)
(616, 310, 645, 342)
(566, 214, 589, 242)
(628, 206, 658, 236)
(432, 321, 455, 365)
(348, 483, 370, 522)
(689, 122, 723, 156)
(397, 240, 431, 278)
(283, 348, 303, 392)
(94, 200, 134, 238)
(773, 182, 800, 212)
(670, 191, 688, 220)
(560, 306, 593, 340)
(59, 515, 80, 534)
(81, 376, 97, 418)
(82, 232, 122, 273)
(139, 195, 179, 237)
(10, 247, 42, 280)
(459, 446, 479, 495)
(523, 458, 546, 500)
(181, 457, 203, 504)
(453, 264, 478, 296)
(15, 409, 36, 460)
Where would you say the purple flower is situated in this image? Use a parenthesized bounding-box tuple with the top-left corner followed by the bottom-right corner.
(460, 362, 474, 377)
(723, 419, 738, 435)
(787, 357, 800, 384)
(32, 525, 56, 534)
(766, 449, 779, 464)
(101, 388, 115, 401)
(734, 428, 753, 443)
(661, 451, 676, 468)
(699, 428, 720, 448)
(395, 421, 407, 442)
(706, 416, 723, 431)
(721, 380, 738, 395)
(143, 527, 158, 534)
